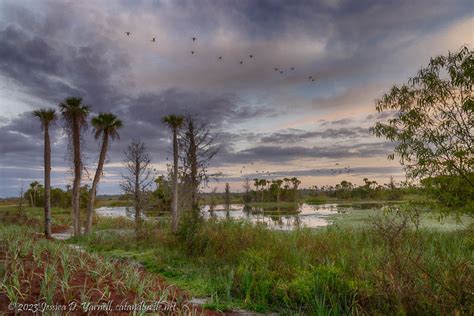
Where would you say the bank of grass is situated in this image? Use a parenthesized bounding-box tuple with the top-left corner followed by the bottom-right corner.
(71, 213, 473, 314)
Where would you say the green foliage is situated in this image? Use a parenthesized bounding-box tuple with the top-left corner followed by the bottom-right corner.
(91, 112, 123, 140)
(421, 174, 474, 213)
(177, 208, 205, 255)
(153, 175, 172, 212)
(372, 46, 473, 213)
(71, 213, 472, 314)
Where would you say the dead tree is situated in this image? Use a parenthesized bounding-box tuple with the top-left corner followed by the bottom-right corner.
(120, 139, 154, 231)
(179, 116, 220, 212)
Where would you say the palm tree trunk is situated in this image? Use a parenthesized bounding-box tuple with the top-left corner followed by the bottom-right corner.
(72, 118, 82, 236)
(171, 127, 179, 233)
(85, 132, 109, 234)
(44, 124, 52, 237)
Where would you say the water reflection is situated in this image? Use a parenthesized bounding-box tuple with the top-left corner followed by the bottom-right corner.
(96, 203, 374, 230)
(200, 203, 339, 230)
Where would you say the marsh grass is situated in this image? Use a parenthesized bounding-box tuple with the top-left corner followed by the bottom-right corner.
(72, 209, 473, 314)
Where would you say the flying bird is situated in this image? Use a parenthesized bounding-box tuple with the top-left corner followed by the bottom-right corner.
(290, 67, 295, 70)
(192, 37, 197, 42)
(240, 60, 243, 64)
(308, 76, 313, 79)
(280, 70, 284, 74)
(151, 37, 156, 42)
(274, 68, 278, 71)
(125, 32, 131, 36)
(218, 56, 222, 60)
(191, 51, 195, 54)
(249, 55, 253, 58)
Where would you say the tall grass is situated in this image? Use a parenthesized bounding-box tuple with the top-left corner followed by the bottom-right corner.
(73, 211, 473, 314)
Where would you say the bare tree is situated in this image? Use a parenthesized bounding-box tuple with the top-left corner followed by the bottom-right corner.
(120, 140, 154, 230)
(224, 183, 231, 210)
(242, 177, 252, 204)
(179, 116, 220, 212)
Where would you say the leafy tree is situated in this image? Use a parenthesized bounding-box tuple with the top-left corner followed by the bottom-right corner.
(59, 97, 90, 236)
(154, 175, 172, 212)
(163, 114, 184, 233)
(371, 46, 473, 212)
(33, 108, 57, 237)
(85, 113, 123, 233)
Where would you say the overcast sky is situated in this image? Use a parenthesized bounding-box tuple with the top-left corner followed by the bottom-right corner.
(0, 0, 472, 197)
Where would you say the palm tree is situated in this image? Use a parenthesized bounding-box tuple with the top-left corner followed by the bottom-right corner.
(59, 97, 90, 236)
(33, 109, 57, 238)
(85, 113, 123, 234)
(28, 180, 41, 207)
(163, 114, 184, 233)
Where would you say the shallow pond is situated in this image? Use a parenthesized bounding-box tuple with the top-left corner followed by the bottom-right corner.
(95, 203, 383, 230)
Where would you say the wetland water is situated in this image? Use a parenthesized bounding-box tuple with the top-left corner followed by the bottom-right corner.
(95, 202, 387, 230)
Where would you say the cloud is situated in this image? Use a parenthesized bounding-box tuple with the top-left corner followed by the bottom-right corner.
(216, 141, 395, 165)
(0, 0, 472, 196)
(260, 127, 369, 143)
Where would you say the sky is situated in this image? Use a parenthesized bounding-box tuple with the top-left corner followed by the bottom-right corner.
(0, 0, 473, 197)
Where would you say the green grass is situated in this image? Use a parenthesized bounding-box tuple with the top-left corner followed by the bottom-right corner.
(70, 211, 473, 314)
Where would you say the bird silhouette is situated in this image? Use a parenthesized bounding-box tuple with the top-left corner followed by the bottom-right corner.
(280, 70, 284, 74)
(240, 60, 243, 64)
(308, 76, 312, 79)
(290, 67, 295, 70)
(274, 68, 278, 71)
(312, 79, 315, 82)
(191, 51, 195, 54)
(151, 37, 156, 42)
(218, 56, 222, 60)
(125, 32, 131, 36)
(249, 55, 253, 58)
(192, 37, 197, 42)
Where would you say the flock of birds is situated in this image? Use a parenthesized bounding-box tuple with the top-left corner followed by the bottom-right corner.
(124, 32, 317, 83)
(237, 163, 352, 177)
(125, 31, 345, 179)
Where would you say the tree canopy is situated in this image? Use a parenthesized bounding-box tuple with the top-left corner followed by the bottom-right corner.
(371, 46, 473, 212)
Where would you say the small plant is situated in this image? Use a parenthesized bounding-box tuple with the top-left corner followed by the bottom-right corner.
(40, 263, 56, 305)
(2, 270, 24, 305)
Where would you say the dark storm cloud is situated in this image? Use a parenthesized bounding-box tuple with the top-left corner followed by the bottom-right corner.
(0, 23, 128, 110)
(124, 89, 270, 127)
